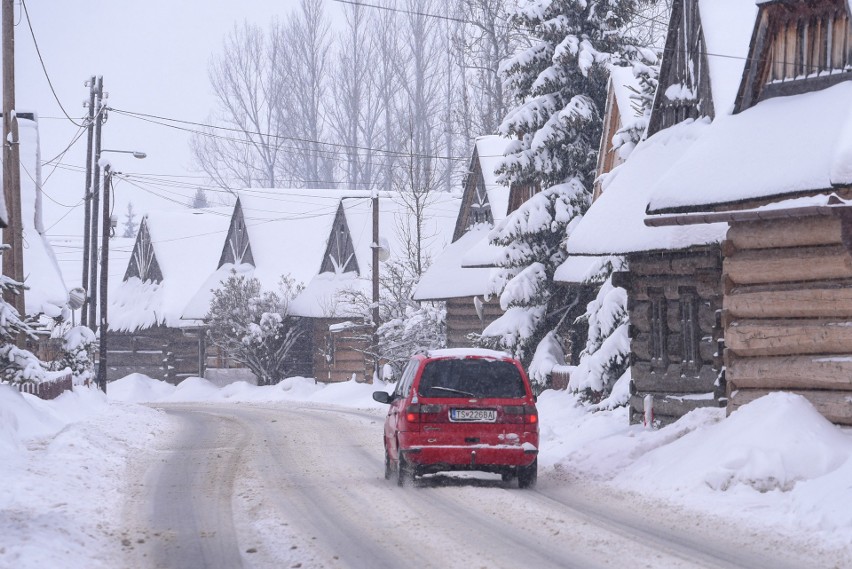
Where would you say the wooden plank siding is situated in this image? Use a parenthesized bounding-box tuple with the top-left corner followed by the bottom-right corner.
(445, 296, 503, 348)
(106, 326, 204, 384)
(722, 212, 852, 425)
(308, 318, 371, 383)
(624, 246, 724, 426)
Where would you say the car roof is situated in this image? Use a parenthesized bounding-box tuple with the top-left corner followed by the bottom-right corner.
(417, 348, 516, 362)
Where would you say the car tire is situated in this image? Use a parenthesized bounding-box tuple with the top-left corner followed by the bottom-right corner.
(384, 446, 392, 480)
(397, 452, 413, 487)
(501, 470, 515, 483)
(518, 459, 537, 489)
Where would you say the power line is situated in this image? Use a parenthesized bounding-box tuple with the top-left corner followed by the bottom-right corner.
(19, 0, 85, 127)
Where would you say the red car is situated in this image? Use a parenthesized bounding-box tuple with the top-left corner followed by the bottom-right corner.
(373, 349, 539, 488)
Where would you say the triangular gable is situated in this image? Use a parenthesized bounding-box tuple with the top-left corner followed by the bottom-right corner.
(218, 198, 255, 268)
(647, 0, 714, 136)
(123, 216, 163, 283)
(735, 0, 852, 113)
(452, 146, 494, 242)
(320, 201, 360, 275)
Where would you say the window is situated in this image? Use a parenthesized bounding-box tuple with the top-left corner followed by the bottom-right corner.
(394, 359, 419, 398)
(649, 291, 668, 368)
(417, 359, 526, 399)
(765, 4, 851, 85)
(679, 290, 701, 369)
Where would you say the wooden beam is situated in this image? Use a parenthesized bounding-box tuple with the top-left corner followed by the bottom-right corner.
(727, 318, 852, 357)
(728, 353, 852, 390)
(725, 286, 852, 318)
(724, 244, 852, 285)
(729, 388, 852, 425)
(727, 216, 842, 250)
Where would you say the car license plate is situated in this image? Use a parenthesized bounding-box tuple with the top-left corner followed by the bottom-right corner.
(450, 408, 496, 422)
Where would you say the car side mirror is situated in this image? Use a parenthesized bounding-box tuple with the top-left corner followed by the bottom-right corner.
(373, 391, 392, 404)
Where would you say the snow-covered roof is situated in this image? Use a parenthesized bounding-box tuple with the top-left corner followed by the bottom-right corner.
(698, 0, 759, 117)
(291, 192, 460, 318)
(412, 227, 494, 301)
(474, 135, 513, 222)
(239, 188, 370, 287)
(181, 262, 253, 322)
(553, 255, 613, 285)
(566, 119, 727, 255)
(6, 115, 68, 315)
(609, 65, 642, 125)
(647, 81, 852, 214)
(109, 208, 231, 331)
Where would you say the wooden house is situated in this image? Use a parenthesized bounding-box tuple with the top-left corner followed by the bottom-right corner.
(291, 193, 459, 382)
(107, 209, 231, 383)
(563, 0, 758, 425)
(182, 189, 370, 381)
(644, 0, 852, 426)
(414, 136, 514, 347)
(593, 66, 643, 201)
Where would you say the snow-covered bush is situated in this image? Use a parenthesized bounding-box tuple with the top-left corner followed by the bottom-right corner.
(570, 273, 630, 399)
(0, 250, 47, 384)
(54, 326, 96, 386)
(205, 272, 304, 386)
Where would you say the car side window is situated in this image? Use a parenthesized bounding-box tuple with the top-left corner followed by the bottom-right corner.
(393, 360, 418, 398)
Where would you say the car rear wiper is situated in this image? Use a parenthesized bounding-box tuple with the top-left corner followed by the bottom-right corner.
(429, 386, 476, 397)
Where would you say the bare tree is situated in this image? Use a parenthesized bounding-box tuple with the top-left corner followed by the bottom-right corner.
(329, 1, 383, 191)
(283, 0, 334, 188)
(192, 21, 290, 189)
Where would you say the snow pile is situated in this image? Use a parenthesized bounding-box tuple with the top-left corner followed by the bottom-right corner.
(0, 384, 167, 568)
(539, 389, 852, 545)
(109, 373, 390, 409)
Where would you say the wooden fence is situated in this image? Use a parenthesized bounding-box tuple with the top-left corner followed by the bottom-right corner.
(10, 371, 74, 400)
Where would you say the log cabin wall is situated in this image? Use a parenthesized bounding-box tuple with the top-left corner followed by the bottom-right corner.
(106, 326, 204, 384)
(446, 296, 503, 348)
(310, 318, 371, 383)
(722, 212, 852, 425)
(623, 246, 724, 425)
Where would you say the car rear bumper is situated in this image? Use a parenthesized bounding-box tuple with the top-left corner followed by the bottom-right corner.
(401, 437, 538, 469)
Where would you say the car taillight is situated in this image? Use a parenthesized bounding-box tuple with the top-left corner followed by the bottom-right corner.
(406, 404, 444, 423)
(503, 404, 538, 425)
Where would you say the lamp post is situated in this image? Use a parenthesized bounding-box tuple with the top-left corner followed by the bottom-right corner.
(95, 151, 145, 393)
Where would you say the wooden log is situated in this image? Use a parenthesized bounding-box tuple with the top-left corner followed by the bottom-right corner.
(729, 388, 852, 425)
(725, 285, 852, 319)
(629, 392, 723, 426)
(726, 318, 852, 357)
(632, 362, 719, 393)
(727, 354, 852, 390)
(727, 216, 842, 250)
(724, 244, 852, 285)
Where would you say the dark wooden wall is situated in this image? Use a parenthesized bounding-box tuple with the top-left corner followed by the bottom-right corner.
(446, 296, 503, 348)
(106, 326, 204, 384)
(723, 213, 852, 425)
(308, 318, 371, 383)
(622, 246, 725, 425)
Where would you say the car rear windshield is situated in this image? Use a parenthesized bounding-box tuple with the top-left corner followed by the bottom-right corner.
(417, 358, 527, 399)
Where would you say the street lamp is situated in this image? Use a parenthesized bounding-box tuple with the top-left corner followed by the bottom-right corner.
(101, 149, 147, 159)
(95, 152, 145, 394)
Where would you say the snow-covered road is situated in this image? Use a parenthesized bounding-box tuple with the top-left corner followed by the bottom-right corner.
(121, 402, 823, 569)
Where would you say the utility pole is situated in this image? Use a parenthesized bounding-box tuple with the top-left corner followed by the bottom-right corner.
(96, 165, 112, 393)
(80, 77, 96, 327)
(2, 0, 24, 315)
(371, 193, 380, 382)
(86, 77, 104, 330)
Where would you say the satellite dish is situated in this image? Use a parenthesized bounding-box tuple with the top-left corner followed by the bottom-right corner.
(67, 287, 86, 310)
(377, 237, 391, 262)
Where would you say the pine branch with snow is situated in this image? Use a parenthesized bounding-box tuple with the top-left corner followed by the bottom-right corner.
(0, 250, 47, 384)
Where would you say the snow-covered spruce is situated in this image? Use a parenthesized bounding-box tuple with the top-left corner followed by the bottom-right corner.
(482, 0, 640, 367)
(0, 254, 47, 384)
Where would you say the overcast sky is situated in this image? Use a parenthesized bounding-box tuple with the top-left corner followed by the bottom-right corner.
(17, 0, 345, 239)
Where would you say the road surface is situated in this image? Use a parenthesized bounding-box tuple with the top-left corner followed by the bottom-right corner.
(121, 402, 840, 569)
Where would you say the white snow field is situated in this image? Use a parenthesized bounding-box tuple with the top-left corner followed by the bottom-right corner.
(1, 375, 851, 568)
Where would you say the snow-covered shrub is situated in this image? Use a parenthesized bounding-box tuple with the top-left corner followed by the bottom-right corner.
(54, 326, 96, 386)
(0, 250, 47, 384)
(205, 272, 304, 386)
(570, 273, 629, 399)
